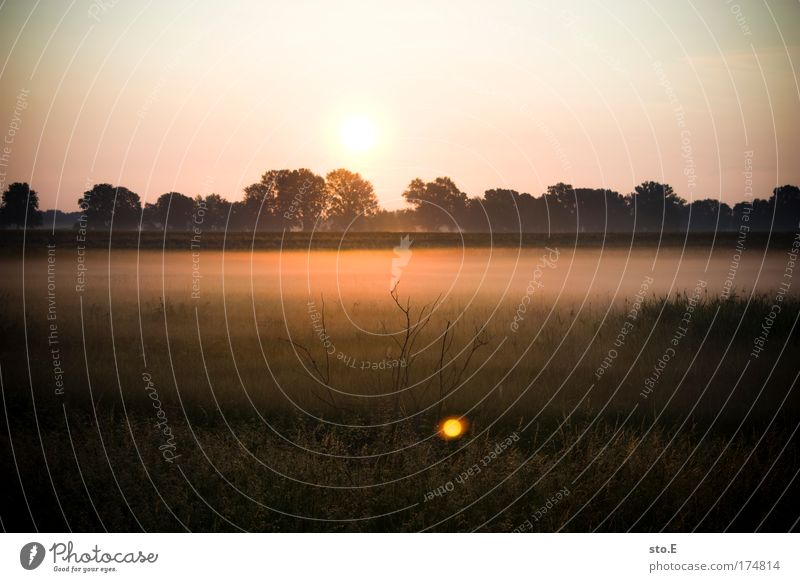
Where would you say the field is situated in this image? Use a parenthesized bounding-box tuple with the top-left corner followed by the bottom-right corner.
(1, 236, 799, 532)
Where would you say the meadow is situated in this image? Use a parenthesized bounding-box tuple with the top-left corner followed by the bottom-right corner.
(1, 237, 798, 532)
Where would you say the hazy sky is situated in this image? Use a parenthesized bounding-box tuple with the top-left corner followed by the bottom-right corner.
(1, 0, 799, 210)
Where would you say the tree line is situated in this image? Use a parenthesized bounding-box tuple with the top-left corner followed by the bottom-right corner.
(1, 169, 799, 232)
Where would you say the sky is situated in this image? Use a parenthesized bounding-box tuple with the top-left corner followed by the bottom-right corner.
(0, 0, 799, 211)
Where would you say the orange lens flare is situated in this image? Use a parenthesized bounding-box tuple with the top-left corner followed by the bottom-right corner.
(438, 416, 468, 440)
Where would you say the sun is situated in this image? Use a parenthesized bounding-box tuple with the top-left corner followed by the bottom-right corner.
(339, 115, 377, 153)
(438, 417, 467, 440)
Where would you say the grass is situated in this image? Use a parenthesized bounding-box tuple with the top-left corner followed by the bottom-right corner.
(4, 415, 796, 532)
(1, 229, 797, 251)
(0, 247, 798, 532)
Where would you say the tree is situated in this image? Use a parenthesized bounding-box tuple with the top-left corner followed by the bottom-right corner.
(573, 188, 629, 232)
(194, 193, 231, 231)
(688, 199, 733, 231)
(482, 189, 525, 232)
(542, 183, 577, 232)
(241, 168, 327, 231)
(402, 177, 468, 231)
(243, 170, 286, 216)
(1, 182, 42, 228)
(78, 184, 141, 230)
(285, 169, 327, 230)
(142, 202, 158, 229)
(325, 169, 379, 229)
(771, 185, 800, 231)
(539, 184, 631, 233)
(460, 196, 490, 232)
(629, 181, 686, 232)
(147, 192, 194, 230)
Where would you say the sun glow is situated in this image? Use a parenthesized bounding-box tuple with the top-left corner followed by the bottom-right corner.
(339, 115, 377, 153)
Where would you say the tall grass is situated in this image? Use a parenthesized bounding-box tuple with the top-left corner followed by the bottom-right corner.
(0, 248, 798, 531)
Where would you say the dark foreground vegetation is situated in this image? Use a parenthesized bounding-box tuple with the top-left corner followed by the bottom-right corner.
(1, 291, 798, 532)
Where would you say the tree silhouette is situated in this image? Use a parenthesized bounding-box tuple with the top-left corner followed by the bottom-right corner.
(325, 169, 379, 229)
(688, 199, 733, 231)
(629, 181, 686, 232)
(194, 193, 230, 231)
(771, 185, 800, 231)
(242, 169, 286, 229)
(15, 171, 800, 234)
(542, 184, 630, 233)
(543, 183, 578, 232)
(145, 192, 194, 231)
(288, 169, 328, 230)
(242, 168, 326, 231)
(482, 189, 528, 232)
(0, 182, 42, 228)
(402, 177, 468, 231)
(577, 188, 626, 232)
(734, 197, 772, 231)
(79, 184, 141, 230)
